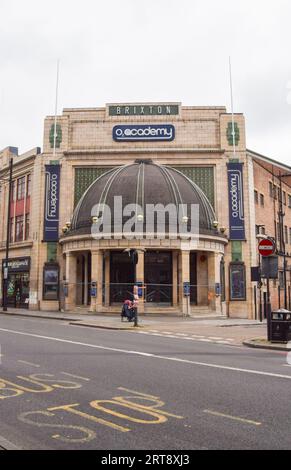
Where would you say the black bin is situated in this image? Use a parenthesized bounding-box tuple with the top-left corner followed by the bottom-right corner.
(270, 310, 291, 343)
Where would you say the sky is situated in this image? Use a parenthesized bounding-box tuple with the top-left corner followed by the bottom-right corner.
(0, 0, 291, 164)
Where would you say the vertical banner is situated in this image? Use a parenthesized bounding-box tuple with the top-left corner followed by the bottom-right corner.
(44, 165, 60, 242)
(227, 162, 245, 240)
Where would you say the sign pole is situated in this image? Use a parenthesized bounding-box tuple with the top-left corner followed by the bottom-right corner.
(3, 157, 13, 312)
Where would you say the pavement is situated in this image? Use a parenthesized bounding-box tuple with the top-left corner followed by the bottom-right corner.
(0, 307, 270, 348)
(0, 314, 291, 449)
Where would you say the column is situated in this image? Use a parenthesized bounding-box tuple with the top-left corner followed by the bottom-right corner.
(136, 249, 145, 314)
(90, 250, 103, 313)
(172, 251, 178, 307)
(208, 252, 222, 314)
(65, 252, 77, 311)
(178, 250, 190, 315)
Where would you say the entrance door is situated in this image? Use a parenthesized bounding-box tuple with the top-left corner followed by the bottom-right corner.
(110, 251, 134, 304)
(144, 251, 172, 306)
(190, 252, 197, 305)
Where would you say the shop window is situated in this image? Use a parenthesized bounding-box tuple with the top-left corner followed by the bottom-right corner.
(17, 177, 26, 200)
(15, 215, 24, 242)
(43, 263, 59, 301)
(229, 262, 246, 301)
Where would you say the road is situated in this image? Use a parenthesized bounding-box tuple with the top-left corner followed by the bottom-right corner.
(0, 314, 290, 450)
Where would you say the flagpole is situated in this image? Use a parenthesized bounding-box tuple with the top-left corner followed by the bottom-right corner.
(229, 56, 236, 158)
(53, 59, 60, 158)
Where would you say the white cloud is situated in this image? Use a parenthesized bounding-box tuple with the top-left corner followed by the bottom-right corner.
(0, 0, 290, 164)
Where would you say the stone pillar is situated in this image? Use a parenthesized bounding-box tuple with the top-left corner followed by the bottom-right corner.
(136, 250, 145, 313)
(104, 252, 110, 307)
(172, 251, 178, 307)
(90, 250, 103, 313)
(208, 252, 222, 314)
(178, 250, 190, 315)
(65, 252, 77, 311)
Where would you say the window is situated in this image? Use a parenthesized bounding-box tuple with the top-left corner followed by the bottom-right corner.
(260, 194, 264, 206)
(283, 191, 287, 205)
(269, 182, 273, 197)
(26, 174, 31, 197)
(285, 226, 288, 245)
(17, 177, 25, 200)
(25, 213, 30, 240)
(288, 195, 291, 208)
(15, 215, 24, 242)
(254, 190, 258, 204)
(43, 263, 59, 301)
(261, 226, 266, 235)
(289, 228, 291, 245)
(273, 185, 277, 200)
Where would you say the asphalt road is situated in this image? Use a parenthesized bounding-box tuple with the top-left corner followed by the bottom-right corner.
(0, 315, 291, 450)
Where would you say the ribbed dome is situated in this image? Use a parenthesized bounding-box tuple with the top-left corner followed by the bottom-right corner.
(70, 161, 216, 237)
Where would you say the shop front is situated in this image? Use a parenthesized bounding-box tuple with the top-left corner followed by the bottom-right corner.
(2, 257, 31, 309)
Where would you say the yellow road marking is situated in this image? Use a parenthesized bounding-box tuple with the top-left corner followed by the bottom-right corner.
(203, 409, 261, 426)
(17, 360, 40, 368)
(48, 403, 130, 433)
(60, 372, 90, 382)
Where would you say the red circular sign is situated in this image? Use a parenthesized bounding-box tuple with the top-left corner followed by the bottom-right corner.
(258, 238, 275, 257)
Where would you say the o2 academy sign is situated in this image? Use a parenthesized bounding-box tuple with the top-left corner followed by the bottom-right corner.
(113, 124, 175, 142)
(108, 103, 180, 116)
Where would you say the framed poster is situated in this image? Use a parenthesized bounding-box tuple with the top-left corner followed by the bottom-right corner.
(229, 262, 246, 301)
(43, 263, 59, 301)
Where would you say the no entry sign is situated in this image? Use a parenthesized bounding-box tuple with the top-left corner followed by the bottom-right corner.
(258, 238, 276, 257)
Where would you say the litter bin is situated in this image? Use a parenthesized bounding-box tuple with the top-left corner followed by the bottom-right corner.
(270, 309, 291, 343)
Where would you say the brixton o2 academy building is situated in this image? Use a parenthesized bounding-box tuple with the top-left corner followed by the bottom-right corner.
(1, 102, 291, 318)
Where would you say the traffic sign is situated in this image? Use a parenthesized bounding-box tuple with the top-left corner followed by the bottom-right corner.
(258, 238, 276, 257)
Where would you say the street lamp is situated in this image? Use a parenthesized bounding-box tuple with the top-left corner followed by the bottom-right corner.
(1, 157, 13, 312)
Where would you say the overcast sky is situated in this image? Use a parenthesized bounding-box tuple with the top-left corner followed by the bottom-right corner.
(1, 0, 291, 164)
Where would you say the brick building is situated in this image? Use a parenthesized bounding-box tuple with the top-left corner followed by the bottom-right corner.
(0, 103, 290, 318)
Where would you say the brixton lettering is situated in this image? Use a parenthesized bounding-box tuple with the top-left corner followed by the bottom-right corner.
(109, 104, 179, 116)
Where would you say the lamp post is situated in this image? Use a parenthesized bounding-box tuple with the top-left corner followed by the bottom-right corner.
(2, 157, 13, 312)
(278, 171, 291, 310)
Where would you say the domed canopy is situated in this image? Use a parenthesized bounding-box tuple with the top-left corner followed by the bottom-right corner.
(70, 160, 216, 237)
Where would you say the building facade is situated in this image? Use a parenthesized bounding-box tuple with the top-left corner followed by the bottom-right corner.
(0, 103, 290, 318)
